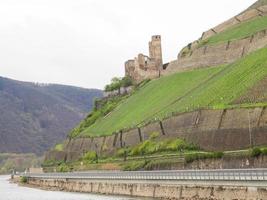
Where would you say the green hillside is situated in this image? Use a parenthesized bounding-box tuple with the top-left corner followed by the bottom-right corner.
(201, 15, 267, 46)
(72, 46, 267, 138)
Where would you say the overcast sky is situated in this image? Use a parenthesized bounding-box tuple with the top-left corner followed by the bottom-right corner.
(0, 0, 256, 89)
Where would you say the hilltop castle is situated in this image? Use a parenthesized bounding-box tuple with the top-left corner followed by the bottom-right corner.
(125, 35, 163, 83)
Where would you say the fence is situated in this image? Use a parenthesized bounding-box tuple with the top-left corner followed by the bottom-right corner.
(23, 169, 267, 182)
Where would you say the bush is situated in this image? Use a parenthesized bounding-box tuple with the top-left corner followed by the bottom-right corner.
(116, 148, 129, 158)
(149, 132, 160, 140)
(128, 138, 198, 157)
(261, 148, 267, 155)
(185, 152, 224, 163)
(251, 147, 262, 157)
(57, 163, 70, 172)
(105, 76, 133, 92)
(122, 161, 147, 171)
(20, 176, 27, 183)
(83, 151, 98, 163)
(129, 140, 159, 156)
(54, 143, 63, 151)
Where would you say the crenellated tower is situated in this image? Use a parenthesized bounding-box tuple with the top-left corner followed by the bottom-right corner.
(149, 35, 163, 69)
(125, 35, 163, 83)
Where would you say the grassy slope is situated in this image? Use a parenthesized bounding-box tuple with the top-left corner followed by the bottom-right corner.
(80, 67, 222, 136)
(79, 47, 267, 137)
(158, 47, 267, 116)
(202, 15, 267, 46)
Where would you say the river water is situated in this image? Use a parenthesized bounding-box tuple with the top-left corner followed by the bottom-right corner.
(0, 176, 143, 200)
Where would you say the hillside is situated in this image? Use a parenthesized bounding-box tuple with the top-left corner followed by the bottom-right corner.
(0, 77, 102, 154)
(71, 46, 267, 137)
(43, 0, 267, 172)
(68, 0, 267, 138)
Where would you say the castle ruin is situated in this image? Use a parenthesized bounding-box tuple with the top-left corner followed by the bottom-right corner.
(125, 35, 163, 83)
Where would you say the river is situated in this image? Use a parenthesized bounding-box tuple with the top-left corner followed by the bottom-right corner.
(0, 175, 143, 200)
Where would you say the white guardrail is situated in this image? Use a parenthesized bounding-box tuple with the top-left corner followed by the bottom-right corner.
(22, 169, 267, 181)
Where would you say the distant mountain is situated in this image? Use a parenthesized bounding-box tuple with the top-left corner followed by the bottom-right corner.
(0, 77, 102, 155)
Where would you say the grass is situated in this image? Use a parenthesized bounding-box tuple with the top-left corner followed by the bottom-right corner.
(79, 66, 222, 137)
(157, 46, 267, 116)
(73, 47, 267, 138)
(116, 137, 198, 158)
(201, 15, 267, 46)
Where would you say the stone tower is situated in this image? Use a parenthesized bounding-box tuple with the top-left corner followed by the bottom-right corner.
(149, 35, 163, 69)
(125, 35, 163, 83)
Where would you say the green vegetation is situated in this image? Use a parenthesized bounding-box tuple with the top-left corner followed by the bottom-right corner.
(0, 153, 42, 174)
(82, 151, 98, 163)
(57, 163, 71, 172)
(201, 16, 267, 46)
(250, 147, 267, 157)
(122, 160, 148, 171)
(116, 137, 198, 158)
(54, 144, 63, 151)
(69, 95, 127, 137)
(185, 152, 224, 163)
(104, 76, 133, 92)
(79, 66, 222, 137)
(158, 47, 267, 116)
(20, 176, 28, 183)
(74, 46, 267, 137)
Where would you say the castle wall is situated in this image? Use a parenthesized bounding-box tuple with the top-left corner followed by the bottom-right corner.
(201, 5, 267, 40)
(125, 36, 163, 83)
(163, 29, 267, 76)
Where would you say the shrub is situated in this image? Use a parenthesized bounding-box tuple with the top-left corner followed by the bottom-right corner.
(116, 148, 129, 158)
(57, 163, 70, 172)
(149, 132, 160, 140)
(104, 76, 133, 92)
(20, 176, 27, 183)
(185, 152, 224, 163)
(251, 147, 262, 157)
(261, 148, 267, 155)
(83, 151, 98, 163)
(129, 140, 159, 156)
(54, 143, 63, 151)
(122, 160, 147, 171)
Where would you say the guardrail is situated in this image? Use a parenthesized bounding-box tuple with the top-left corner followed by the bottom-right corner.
(22, 169, 267, 182)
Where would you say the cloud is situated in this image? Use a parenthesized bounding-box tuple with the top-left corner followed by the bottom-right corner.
(0, 0, 255, 89)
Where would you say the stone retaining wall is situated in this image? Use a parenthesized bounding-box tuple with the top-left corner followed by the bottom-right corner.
(27, 177, 267, 200)
(163, 29, 267, 76)
(45, 107, 267, 163)
(161, 5, 267, 77)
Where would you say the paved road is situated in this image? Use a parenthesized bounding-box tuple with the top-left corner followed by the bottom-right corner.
(23, 168, 267, 182)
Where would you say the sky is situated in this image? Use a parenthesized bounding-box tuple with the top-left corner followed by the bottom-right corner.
(0, 0, 256, 89)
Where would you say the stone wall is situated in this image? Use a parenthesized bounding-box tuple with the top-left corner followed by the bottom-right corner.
(202, 5, 267, 40)
(161, 5, 267, 77)
(27, 177, 267, 200)
(45, 107, 267, 163)
(163, 29, 267, 76)
(103, 86, 133, 98)
(125, 35, 163, 83)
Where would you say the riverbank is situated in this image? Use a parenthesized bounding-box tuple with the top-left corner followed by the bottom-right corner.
(24, 176, 267, 200)
(2, 175, 137, 200)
